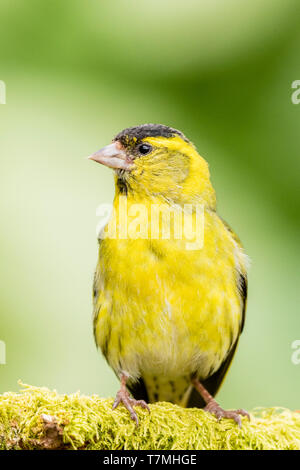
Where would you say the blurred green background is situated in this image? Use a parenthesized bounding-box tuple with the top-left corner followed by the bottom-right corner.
(0, 0, 299, 410)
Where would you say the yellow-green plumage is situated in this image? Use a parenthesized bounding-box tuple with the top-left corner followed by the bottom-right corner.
(92, 124, 248, 408)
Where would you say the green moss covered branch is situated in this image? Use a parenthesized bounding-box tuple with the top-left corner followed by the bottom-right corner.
(0, 383, 299, 450)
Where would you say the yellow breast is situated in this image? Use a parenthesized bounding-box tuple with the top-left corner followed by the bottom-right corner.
(93, 196, 246, 384)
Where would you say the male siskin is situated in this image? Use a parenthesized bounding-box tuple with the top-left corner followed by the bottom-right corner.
(89, 124, 249, 427)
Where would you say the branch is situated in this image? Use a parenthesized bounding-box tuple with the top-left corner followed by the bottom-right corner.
(0, 383, 299, 450)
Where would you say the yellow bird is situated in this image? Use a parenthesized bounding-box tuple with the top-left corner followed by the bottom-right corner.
(89, 124, 250, 427)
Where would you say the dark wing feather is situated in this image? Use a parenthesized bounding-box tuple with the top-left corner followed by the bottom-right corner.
(127, 378, 149, 402)
(238, 272, 247, 333)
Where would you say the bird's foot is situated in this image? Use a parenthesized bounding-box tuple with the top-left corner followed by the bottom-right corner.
(204, 399, 250, 428)
(112, 388, 150, 426)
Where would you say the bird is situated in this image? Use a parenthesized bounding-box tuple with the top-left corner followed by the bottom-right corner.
(89, 124, 250, 427)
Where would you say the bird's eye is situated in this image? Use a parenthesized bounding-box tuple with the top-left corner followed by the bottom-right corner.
(137, 143, 152, 155)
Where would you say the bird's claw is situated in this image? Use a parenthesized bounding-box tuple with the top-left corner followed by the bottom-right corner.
(204, 400, 250, 428)
(112, 389, 150, 426)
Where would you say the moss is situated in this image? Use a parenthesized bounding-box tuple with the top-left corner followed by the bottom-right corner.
(0, 383, 299, 450)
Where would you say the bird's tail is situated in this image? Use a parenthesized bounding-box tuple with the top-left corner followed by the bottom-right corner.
(128, 375, 196, 407)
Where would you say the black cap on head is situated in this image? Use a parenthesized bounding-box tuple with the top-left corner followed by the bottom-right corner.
(114, 123, 189, 143)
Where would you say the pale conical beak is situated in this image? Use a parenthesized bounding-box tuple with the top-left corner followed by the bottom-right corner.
(88, 142, 133, 170)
